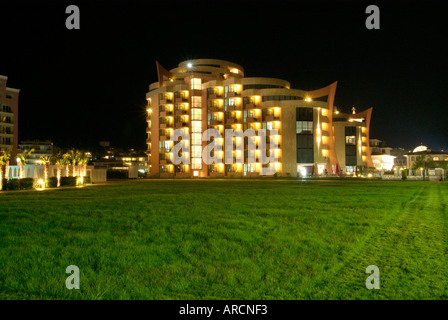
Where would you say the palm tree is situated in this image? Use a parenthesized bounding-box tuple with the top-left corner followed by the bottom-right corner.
(62, 152, 72, 177)
(16, 148, 34, 179)
(0, 148, 12, 191)
(77, 152, 89, 182)
(40, 155, 51, 183)
(55, 156, 65, 187)
(413, 154, 436, 181)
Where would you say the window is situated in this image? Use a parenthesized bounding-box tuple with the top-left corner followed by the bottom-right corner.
(296, 108, 314, 164)
(192, 146, 202, 158)
(296, 121, 313, 134)
(6, 95, 12, 99)
(191, 109, 201, 120)
(192, 158, 202, 169)
(159, 141, 171, 152)
(345, 136, 356, 145)
(191, 78, 201, 90)
(345, 145, 357, 166)
(192, 133, 202, 145)
(191, 96, 201, 108)
(191, 121, 201, 133)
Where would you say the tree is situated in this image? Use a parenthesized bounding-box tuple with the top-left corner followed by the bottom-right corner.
(55, 156, 65, 187)
(0, 148, 12, 191)
(62, 152, 72, 177)
(16, 148, 35, 179)
(413, 154, 436, 181)
(40, 156, 51, 183)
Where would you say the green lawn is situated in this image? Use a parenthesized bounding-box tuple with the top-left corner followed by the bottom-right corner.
(0, 179, 447, 299)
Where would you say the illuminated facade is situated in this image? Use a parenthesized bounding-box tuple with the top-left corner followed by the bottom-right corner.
(146, 59, 373, 177)
(0, 75, 19, 155)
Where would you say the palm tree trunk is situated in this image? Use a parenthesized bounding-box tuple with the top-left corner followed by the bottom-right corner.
(57, 165, 61, 187)
(44, 163, 49, 182)
(0, 165, 3, 191)
(5, 161, 9, 180)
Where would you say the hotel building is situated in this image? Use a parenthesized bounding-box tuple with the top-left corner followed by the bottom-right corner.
(145, 59, 373, 178)
(0, 75, 19, 156)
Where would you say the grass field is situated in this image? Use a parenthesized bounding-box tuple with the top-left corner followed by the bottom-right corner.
(0, 179, 447, 300)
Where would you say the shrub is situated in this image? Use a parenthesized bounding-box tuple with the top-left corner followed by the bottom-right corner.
(60, 176, 77, 186)
(3, 178, 19, 190)
(83, 176, 91, 184)
(19, 178, 34, 190)
(46, 177, 58, 188)
(402, 170, 408, 180)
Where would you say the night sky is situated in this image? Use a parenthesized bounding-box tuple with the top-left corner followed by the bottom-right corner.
(1, 0, 447, 151)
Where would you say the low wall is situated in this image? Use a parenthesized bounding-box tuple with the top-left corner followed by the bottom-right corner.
(4, 165, 107, 183)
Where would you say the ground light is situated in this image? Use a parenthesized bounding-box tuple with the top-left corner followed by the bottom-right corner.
(35, 179, 45, 190)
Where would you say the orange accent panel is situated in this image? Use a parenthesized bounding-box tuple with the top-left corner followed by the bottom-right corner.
(349, 107, 373, 168)
(156, 61, 173, 87)
(305, 82, 338, 171)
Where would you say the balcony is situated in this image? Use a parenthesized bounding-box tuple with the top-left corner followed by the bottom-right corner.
(209, 119, 222, 126)
(160, 122, 173, 129)
(226, 105, 241, 111)
(159, 159, 172, 165)
(226, 118, 239, 125)
(160, 98, 173, 104)
(265, 115, 280, 122)
(174, 97, 188, 103)
(208, 106, 222, 113)
(174, 122, 188, 129)
(146, 138, 151, 144)
(159, 111, 173, 117)
(160, 148, 168, 153)
(245, 117, 258, 123)
(208, 93, 223, 99)
(174, 109, 188, 116)
(146, 127, 151, 133)
(226, 92, 240, 98)
(160, 135, 171, 141)
(245, 103, 257, 109)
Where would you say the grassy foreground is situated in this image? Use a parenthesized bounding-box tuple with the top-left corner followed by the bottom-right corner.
(0, 179, 447, 299)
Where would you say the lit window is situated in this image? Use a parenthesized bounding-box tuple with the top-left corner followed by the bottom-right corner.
(345, 136, 356, 145)
(192, 146, 202, 158)
(191, 78, 201, 90)
(192, 158, 202, 169)
(191, 109, 201, 120)
(191, 121, 202, 133)
(191, 96, 202, 108)
(296, 121, 313, 134)
(192, 133, 202, 145)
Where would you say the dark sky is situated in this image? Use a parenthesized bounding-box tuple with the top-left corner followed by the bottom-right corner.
(1, 0, 447, 151)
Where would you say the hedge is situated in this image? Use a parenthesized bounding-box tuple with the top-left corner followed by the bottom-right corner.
(2, 178, 34, 190)
(60, 176, 77, 186)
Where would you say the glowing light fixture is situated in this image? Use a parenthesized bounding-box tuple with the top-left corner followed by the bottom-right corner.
(187, 63, 193, 68)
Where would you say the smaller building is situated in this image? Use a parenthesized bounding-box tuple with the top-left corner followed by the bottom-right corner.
(369, 139, 395, 171)
(18, 140, 54, 164)
(405, 145, 448, 172)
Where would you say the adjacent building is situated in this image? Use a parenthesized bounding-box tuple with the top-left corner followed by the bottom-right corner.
(0, 75, 19, 156)
(18, 140, 54, 164)
(146, 59, 373, 178)
(405, 145, 448, 170)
